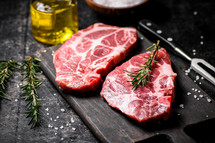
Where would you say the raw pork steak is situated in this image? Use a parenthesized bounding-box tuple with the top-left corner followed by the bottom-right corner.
(54, 23, 137, 92)
(101, 48, 177, 122)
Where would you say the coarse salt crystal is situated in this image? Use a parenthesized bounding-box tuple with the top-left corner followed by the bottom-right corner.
(193, 53, 196, 55)
(60, 126, 64, 129)
(61, 138, 64, 141)
(179, 104, 184, 109)
(43, 50, 47, 53)
(66, 123, 69, 127)
(56, 116, 59, 119)
(19, 83, 22, 86)
(195, 89, 198, 92)
(140, 37, 144, 40)
(194, 95, 197, 98)
(15, 99, 18, 102)
(72, 127, 76, 131)
(71, 117, 75, 123)
(187, 92, 191, 95)
(200, 41, 204, 45)
(54, 119, 57, 122)
(45, 108, 49, 111)
(50, 118, 53, 121)
(192, 88, 194, 90)
(55, 132, 57, 135)
(185, 73, 188, 75)
(192, 49, 196, 52)
(198, 90, 200, 93)
(47, 113, 49, 116)
(193, 11, 198, 15)
(199, 94, 204, 98)
(200, 35, 204, 39)
(206, 115, 209, 118)
(197, 98, 200, 100)
(196, 75, 200, 80)
(201, 77, 204, 79)
(199, 82, 202, 85)
(17, 84, 19, 88)
(177, 113, 181, 116)
(194, 80, 196, 82)
(48, 124, 53, 128)
(61, 108, 65, 112)
(54, 127, 58, 130)
(207, 97, 212, 103)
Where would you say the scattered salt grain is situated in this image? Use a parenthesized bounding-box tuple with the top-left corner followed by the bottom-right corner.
(45, 108, 49, 111)
(61, 138, 64, 141)
(206, 115, 209, 118)
(193, 11, 198, 15)
(196, 75, 200, 81)
(47, 113, 49, 116)
(207, 97, 212, 103)
(50, 118, 53, 121)
(194, 95, 197, 98)
(60, 126, 64, 129)
(185, 73, 188, 75)
(198, 90, 201, 93)
(201, 77, 204, 80)
(199, 82, 202, 85)
(71, 117, 75, 123)
(146, 22, 152, 26)
(19, 83, 22, 86)
(156, 30, 162, 34)
(17, 84, 19, 88)
(140, 37, 144, 40)
(56, 116, 59, 119)
(199, 94, 204, 98)
(55, 132, 57, 135)
(200, 35, 204, 39)
(54, 119, 57, 122)
(193, 53, 196, 55)
(54, 127, 58, 130)
(53, 93, 57, 96)
(15, 99, 18, 102)
(192, 88, 194, 91)
(200, 41, 204, 45)
(51, 51, 55, 56)
(187, 92, 191, 95)
(192, 49, 196, 52)
(177, 113, 181, 116)
(194, 89, 198, 92)
(197, 98, 200, 101)
(167, 37, 173, 41)
(48, 124, 53, 128)
(179, 104, 184, 109)
(61, 108, 65, 112)
(66, 123, 69, 127)
(43, 50, 47, 53)
(72, 127, 76, 131)
(194, 80, 196, 82)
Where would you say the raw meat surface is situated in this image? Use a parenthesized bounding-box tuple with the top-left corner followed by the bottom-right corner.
(101, 48, 177, 122)
(54, 23, 137, 92)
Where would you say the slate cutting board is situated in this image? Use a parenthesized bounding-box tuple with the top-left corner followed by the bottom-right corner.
(34, 28, 215, 143)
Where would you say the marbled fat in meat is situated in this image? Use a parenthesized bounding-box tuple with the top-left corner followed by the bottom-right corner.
(101, 48, 177, 122)
(53, 23, 137, 92)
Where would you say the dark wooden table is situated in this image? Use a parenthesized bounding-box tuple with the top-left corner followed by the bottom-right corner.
(0, 0, 215, 142)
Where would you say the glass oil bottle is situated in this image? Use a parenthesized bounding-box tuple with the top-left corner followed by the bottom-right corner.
(30, 0, 78, 45)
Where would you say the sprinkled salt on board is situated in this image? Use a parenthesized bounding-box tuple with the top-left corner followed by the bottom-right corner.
(207, 97, 212, 103)
(199, 94, 204, 98)
(45, 108, 49, 111)
(15, 99, 18, 102)
(193, 11, 198, 15)
(179, 104, 184, 109)
(61, 108, 65, 112)
(187, 92, 191, 95)
(200, 41, 204, 45)
(72, 127, 76, 131)
(167, 37, 173, 41)
(156, 30, 162, 34)
(194, 95, 197, 98)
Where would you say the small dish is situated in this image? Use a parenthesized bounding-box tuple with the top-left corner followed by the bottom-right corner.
(86, 0, 149, 16)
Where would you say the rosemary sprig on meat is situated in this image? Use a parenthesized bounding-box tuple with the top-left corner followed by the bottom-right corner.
(124, 40, 160, 90)
(0, 59, 19, 100)
(20, 56, 42, 128)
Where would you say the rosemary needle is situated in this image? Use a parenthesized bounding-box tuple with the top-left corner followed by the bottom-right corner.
(0, 59, 19, 100)
(21, 56, 42, 128)
(124, 40, 160, 90)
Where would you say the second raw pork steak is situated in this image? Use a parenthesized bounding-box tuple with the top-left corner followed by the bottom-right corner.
(54, 23, 137, 92)
(101, 48, 177, 122)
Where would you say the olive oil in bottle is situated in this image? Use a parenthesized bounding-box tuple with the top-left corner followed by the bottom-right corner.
(30, 0, 78, 45)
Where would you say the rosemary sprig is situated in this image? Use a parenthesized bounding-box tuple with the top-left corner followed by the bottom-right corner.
(0, 59, 19, 100)
(21, 56, 42, 128)
(124, 40, 160, 90)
